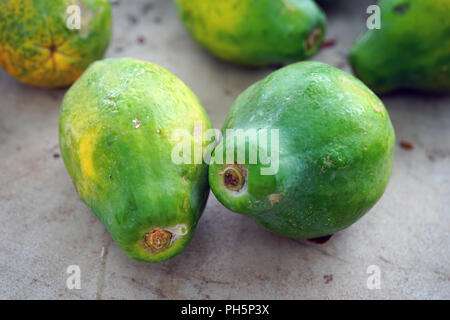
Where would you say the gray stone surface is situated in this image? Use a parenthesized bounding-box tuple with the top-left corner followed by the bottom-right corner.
(0, 0, 448, 299)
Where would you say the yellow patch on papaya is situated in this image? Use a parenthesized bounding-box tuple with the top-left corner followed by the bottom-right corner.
(79, 127, 101, 181)
(339, 75, 385, 117)
(178, 0, 248, 59)
(0, 44, 19, 77)
(188, 0, 245, 33)
(282, 0, 298, 13)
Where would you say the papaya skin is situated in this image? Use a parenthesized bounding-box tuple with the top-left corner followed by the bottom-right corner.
(175, 0, 326, 67)
(349, 0, 450, 94)
(59, 58, 212, 262)
(209, 62, 395, 239)
(0, 0, 111, 88)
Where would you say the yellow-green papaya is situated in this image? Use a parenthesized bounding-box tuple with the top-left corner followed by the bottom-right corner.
(59, 58, 212, 262)
(0, 0, 111, 88)
(175, 0, 327, 67)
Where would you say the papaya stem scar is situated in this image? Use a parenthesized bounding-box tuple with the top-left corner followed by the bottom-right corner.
(141, 224, 188, 254)
(221, 165, 246, 191)
(143, 227, 172, 253)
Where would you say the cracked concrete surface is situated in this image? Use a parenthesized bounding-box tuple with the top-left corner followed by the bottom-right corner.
(0, 0, 449, 299)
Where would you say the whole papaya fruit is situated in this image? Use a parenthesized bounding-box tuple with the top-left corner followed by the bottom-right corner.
(349, 0, 450, 94)
(209, 62, 395, 239)
(59, 58, 212, 262)
(175, 0, 326, 67)
(0, 0, 111, 88)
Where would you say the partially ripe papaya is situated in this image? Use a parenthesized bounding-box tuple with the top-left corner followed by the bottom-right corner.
(0, 0, 111, 88)
(175, 0, 326, 67)
(209, 62, 395, 239)
(59, 58, 212, 262)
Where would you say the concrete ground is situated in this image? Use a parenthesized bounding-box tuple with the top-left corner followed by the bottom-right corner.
(0, 0, 448, 299)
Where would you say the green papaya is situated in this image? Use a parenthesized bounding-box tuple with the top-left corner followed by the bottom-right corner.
(209, 61, 395, 239)
(0, 0, 111, 88)
(349, 0, 450, 93)
(175, 0, 326, 67)
(59, 58, 212, 262)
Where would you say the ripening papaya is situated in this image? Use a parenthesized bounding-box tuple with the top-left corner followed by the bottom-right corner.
(209, 61, 395, 239)
(349, 0, 450, 93)
(59, 58, 212, 262)
(175, 0, 327, 67)
(0, 0, 111, 88)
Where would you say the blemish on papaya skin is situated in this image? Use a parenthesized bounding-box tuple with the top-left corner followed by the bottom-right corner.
(393, 3, 410, 15)
(132, 118, 142, 129)
(268, 193, 281, 207)
(306, 27, 322, 52)
(282, 0, 298, 13)
(372, 102, 384, 113)
(339, 75, 385, 117)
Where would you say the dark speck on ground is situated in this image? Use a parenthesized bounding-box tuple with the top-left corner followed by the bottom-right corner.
(321, 39, 337, 49)
(142, 3, 154, 14)
(400, 141, 414, 150)
(138, 36, 146, 44)
(128, 15, 138, 25)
